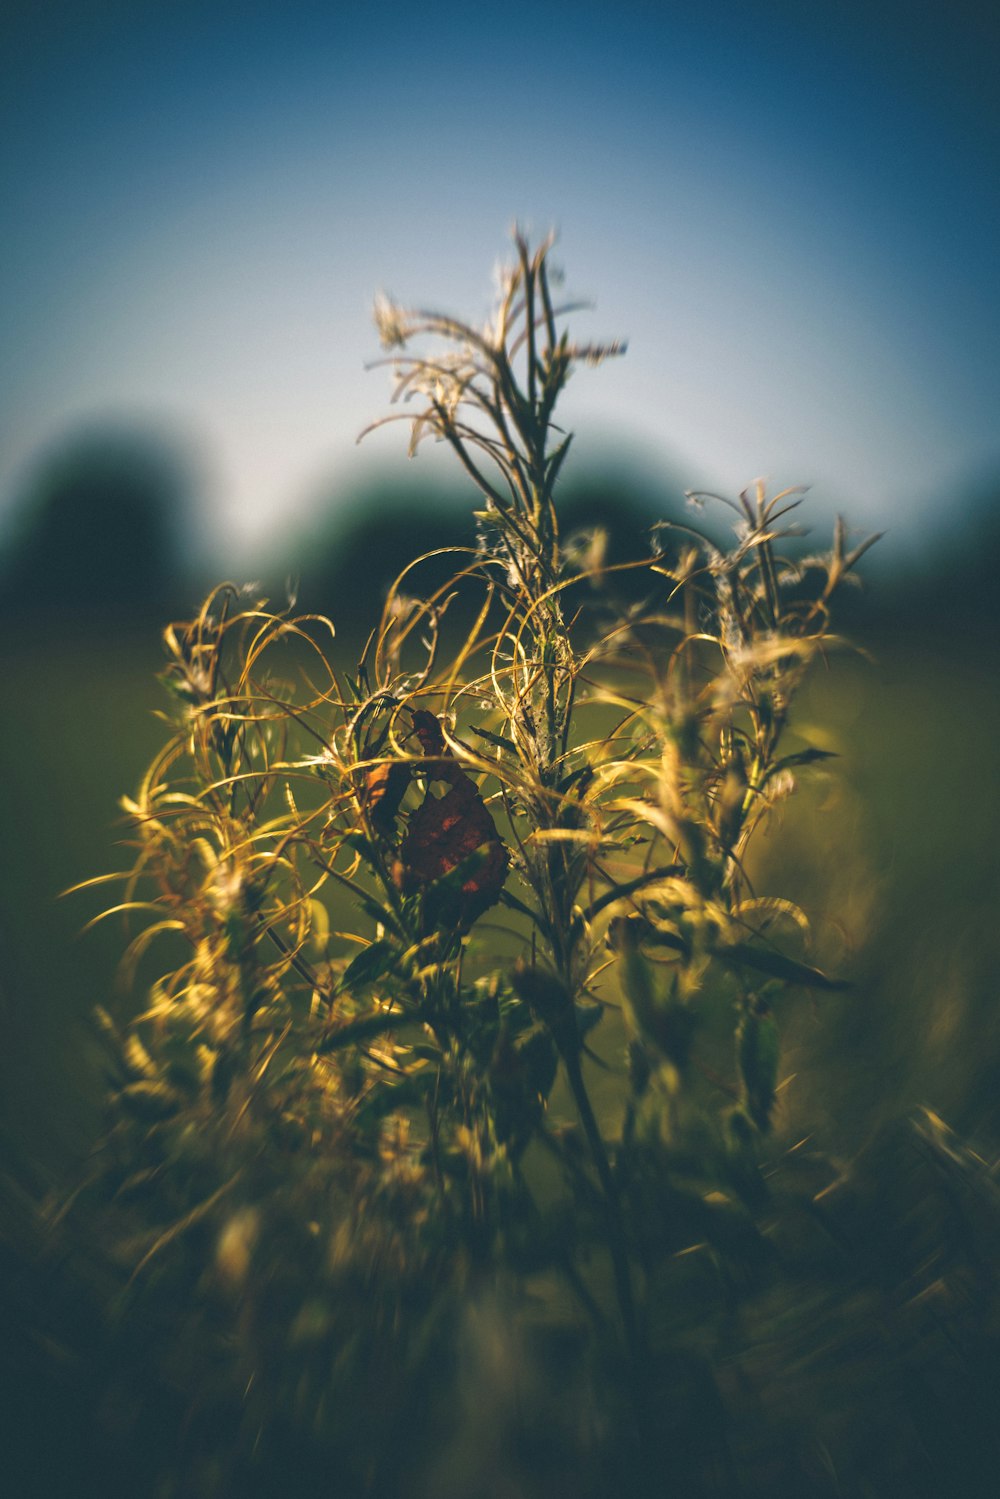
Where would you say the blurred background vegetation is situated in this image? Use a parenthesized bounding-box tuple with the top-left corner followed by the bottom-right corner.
(2, 421, 997, 1174)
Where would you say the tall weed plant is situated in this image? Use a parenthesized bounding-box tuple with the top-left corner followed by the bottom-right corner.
(75, 233, 887, 1495)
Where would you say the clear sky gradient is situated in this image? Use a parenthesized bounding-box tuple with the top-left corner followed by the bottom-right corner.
(2, 0, 998, 566)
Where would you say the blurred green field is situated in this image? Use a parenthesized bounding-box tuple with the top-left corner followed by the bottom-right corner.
(0, 629, 167, 1167)
(3, 613, 997, 1174)
(763, 630, 1000, 1151)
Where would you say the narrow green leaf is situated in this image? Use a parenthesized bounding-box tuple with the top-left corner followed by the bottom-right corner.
(342, 830, 383, 867)
(471, 725, 519, 755)
(574, 864, 685, 935)
(499, 887, 547, 929)
(721, 941, 848, 991)
(556, 764, 594, 796)
(635, 921, 847, 990)
(765, 747, 838, 782)
(338, 939, 399, 993)
(315, 1007, 418, 1054)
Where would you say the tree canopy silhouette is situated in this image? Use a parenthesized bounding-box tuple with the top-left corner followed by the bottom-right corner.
(1, 424, 195, 620)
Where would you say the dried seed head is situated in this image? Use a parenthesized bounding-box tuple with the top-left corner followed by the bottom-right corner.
(373, 291, 409, 349)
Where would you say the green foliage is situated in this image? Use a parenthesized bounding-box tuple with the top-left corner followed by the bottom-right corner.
(70, 232, 886, 1492)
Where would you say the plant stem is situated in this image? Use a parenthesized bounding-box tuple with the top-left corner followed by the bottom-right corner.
(558, 1044, 643, 1358)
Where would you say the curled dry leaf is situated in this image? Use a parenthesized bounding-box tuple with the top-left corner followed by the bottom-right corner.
(400, 709, 509, 931)
(364, 760, 411, 837)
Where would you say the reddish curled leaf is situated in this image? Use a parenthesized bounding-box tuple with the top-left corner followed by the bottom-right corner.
(364, 759, 411, 837)
(409, 709, 460, 778)
(411, 708, 446, 754)
(401, 710, 509, 930)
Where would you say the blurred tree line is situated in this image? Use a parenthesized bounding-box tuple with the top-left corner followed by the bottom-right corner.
(0, 425, 196, 627)
(0, 423, 693, 630)
(3, 421, 998, 637)
(0, 424, 701, 628)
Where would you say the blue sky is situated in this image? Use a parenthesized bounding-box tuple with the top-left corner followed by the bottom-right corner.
(2, 0, 998, 566)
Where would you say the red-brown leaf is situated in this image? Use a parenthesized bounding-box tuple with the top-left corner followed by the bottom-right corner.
(364, 760, 410, 837)
(401, 710, 508, 929)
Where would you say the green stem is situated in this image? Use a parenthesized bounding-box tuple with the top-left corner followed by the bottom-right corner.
(558, 1041, 644, 1373)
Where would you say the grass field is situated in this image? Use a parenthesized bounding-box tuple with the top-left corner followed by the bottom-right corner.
(3, 613, 996, 1170)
